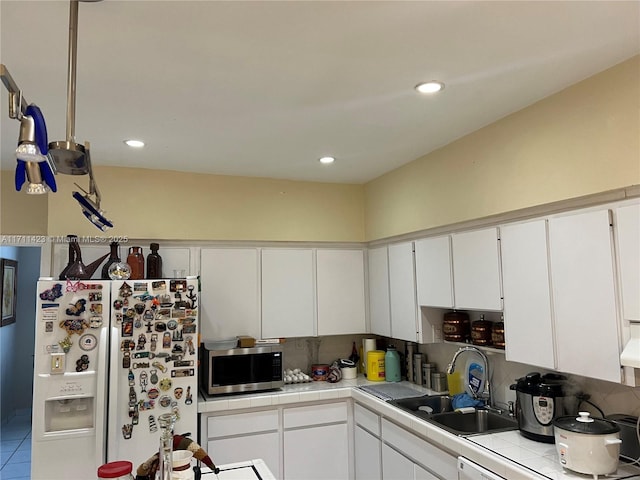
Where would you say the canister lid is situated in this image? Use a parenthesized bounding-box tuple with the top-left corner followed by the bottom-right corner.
(553, 412, 620, 435)
(98, 461, 133, 478)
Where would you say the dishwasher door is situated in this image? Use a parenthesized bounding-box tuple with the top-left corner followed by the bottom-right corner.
(457, 457, 505, 480)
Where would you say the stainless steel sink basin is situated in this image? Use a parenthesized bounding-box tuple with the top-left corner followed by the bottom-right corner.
(428, 409, 518, 436)
(387, 395, 453, 420)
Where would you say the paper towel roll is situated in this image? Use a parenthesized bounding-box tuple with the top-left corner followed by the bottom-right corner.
(362, 338, 377, 377)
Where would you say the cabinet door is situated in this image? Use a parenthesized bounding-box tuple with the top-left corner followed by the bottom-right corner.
(200, 248, 260, 340)
(549, 209, 621, 383)
(355, 425, 381, 480)
(388, 242, 418, 342)
(500, 220, 555, 369)
(414, 464, 438, 480)
(317, 249, 366, 335)
(368, 246, 391, 337)
(262, 248, 315, 338)
(452, 228, 503, 311)
(415, 236, 454, 308)
(382, 443, 414, 480)
(284, 423, 349, 480)
(616, 203, 640, 321)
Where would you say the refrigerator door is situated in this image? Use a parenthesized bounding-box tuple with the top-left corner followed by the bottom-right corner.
(107, 278, 199, 469)
(31, 279, 111, 480)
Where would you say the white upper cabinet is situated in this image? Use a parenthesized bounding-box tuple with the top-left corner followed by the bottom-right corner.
(548, 209, 621, 383)
(388, 242, 418, 342)
(368, 246, 392, 337)
(451, 227, 503, 311)
(615, 203, 640, 321)
(415, 236, 454, 308)
(316, 249, 366, 335)
(262, 248, 315, 338)
(500, 220, 555, 369)
(200, 248, 260, 340)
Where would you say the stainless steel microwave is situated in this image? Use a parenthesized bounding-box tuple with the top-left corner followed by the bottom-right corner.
(200, 344, 284, 395)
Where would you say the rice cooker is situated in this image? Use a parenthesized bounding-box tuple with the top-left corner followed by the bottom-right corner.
(510, 372, 571, 443)
(554, 412, 622, 477)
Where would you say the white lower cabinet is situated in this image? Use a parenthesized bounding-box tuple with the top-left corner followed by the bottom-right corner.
(414, 464, 439, 480)
(381, 419, 457, 480)
(382, 443, 415, 480)
(202, 409, 281, 478)
(356, 426, 381, 480)
(283, 402, 350, 480)
(355, 404, 381, 480)
(354, 402, 456, 480)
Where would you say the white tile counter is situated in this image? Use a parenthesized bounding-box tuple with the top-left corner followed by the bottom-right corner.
(198, 377, 640, 480)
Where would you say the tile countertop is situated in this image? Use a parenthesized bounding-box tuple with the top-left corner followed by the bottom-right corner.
(198, 377, 640, 480)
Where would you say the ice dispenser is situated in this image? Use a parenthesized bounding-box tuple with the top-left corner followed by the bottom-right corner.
(45, 397, 94, 432)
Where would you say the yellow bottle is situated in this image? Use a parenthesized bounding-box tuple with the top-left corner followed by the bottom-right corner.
(367, 350, 386, 381)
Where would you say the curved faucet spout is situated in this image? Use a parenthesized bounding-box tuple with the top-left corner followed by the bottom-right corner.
(446, 346, 493, 407)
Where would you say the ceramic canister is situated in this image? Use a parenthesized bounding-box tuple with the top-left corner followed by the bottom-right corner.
(367, 350, 385, 381)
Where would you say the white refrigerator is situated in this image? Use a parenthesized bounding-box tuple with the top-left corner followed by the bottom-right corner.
(31, 277, 199, 480)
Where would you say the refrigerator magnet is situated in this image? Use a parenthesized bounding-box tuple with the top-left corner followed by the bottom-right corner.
(122, 318, 133, 337)
(88, 291, 102, 301)
(79, 334, 97, 351)
(59, 318, 90, 335)
(40, 284, 63, 301)
(65, 299, 86, 316)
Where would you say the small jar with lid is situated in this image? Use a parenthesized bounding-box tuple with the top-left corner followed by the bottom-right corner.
(98, 461, 133, 480)
(491, 317, 505, 349)
(471, 314, 493, 346)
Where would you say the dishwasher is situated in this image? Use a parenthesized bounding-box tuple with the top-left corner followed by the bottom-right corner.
(458, 457, 505, 480)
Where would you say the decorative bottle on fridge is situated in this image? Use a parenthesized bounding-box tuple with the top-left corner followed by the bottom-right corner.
(146, 243, 163, 279)
(127, 246, 145, 280)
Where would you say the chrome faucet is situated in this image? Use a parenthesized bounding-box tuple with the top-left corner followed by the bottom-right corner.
(446, 346, 497, 411)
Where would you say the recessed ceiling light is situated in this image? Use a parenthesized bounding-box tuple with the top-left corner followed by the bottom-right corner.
(319, 156, 335, 164)
(415, 81, 445, 94)
(124, 139, 145, 148)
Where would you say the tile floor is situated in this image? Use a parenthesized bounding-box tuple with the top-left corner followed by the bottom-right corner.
(0, 409, 31, 480)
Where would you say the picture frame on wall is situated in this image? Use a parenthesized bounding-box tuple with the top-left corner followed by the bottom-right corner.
(1, 258, 18, 327)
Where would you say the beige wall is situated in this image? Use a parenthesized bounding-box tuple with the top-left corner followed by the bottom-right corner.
(364, 56, 640, 241)
(0, 170, 48, 235)
(45, 167, 366, 242)
(2, 57, 638, 242)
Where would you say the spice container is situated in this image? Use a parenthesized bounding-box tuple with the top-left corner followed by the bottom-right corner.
(431, 372, 448, 393)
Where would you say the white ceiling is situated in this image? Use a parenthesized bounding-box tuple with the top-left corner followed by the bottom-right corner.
(1, 1, 638, 184)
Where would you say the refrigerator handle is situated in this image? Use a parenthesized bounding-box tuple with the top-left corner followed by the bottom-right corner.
(94, 323, 110, 467)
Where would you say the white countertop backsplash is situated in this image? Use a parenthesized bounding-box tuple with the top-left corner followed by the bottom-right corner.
(198, 377, 640, 480)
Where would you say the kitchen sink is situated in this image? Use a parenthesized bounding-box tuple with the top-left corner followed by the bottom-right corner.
(387, 395, 453, 420)
(427, 409, 518, 436)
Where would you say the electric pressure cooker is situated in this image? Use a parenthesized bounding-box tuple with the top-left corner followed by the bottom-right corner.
(510, 372, 573, 443)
